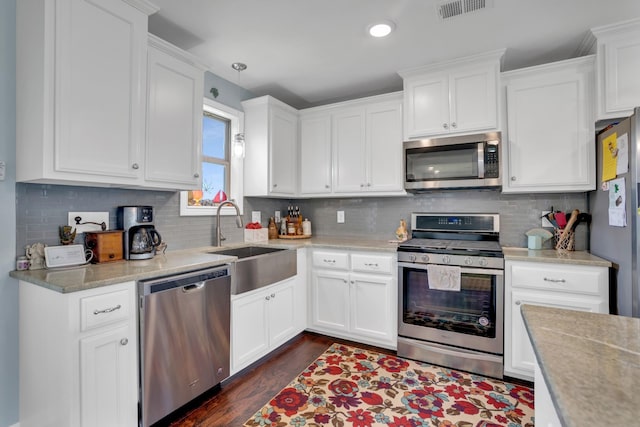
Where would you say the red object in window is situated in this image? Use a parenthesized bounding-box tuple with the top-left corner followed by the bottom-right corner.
(213, 190, 228, 203)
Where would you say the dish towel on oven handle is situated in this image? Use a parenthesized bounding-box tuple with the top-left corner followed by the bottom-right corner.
(426, 265, 461, 291)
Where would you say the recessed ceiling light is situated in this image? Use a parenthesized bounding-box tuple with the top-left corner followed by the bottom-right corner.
(368, 21, 395, 38)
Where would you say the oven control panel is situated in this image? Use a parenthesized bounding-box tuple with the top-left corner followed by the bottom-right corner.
(398, 251, 504, 270)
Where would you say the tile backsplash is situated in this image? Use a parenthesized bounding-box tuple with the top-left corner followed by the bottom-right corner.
(15, 183, 589, 255)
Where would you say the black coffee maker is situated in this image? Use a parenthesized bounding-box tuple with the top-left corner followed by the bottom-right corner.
(117, 206, 162, 260)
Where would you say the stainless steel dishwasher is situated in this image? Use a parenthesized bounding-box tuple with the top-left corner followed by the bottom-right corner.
(138, 265, 231, 427)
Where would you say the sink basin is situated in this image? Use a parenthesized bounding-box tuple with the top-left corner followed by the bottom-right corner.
(211, 245, 286, 259)
(209, 246, 296, 294)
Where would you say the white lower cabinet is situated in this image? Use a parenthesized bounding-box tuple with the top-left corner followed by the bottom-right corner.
(19, 281, 137, 427)
(504, 260, 608, 381)
(231, 248, 307, 374)
(309, 249, 397, 349)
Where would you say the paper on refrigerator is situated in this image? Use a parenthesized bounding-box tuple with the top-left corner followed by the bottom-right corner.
(608, 177, 626, 227)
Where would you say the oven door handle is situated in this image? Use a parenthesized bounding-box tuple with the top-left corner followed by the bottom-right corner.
(398, 262, 503, 276)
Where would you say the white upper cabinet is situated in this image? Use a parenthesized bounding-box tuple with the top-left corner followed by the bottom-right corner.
(242, 96, 298, 197)
(16, 0, 158, 187)
(145, 35, 205, 190)
(502, 56, 595, 193)
(399, 50, 504, 139)
(591, 18, 640, 120)
(299, 114, 332, 194)
(299, 92, 404, 197)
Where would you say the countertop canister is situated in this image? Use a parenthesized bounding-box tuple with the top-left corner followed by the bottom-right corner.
(302, 218, 312, 236)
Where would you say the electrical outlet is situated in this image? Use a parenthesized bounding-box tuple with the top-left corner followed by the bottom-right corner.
(541, 211, 553, 228)
(251, 211, 261, 223)
(337, 210, 345, 224)
(68, 212, 109, 233)
(0, 160, 5, 181)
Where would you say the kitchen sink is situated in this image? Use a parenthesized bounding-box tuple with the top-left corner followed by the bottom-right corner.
(209, 246, 296, 294)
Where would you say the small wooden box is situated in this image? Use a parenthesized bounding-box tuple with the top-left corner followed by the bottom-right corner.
(84, 230, 124, 263)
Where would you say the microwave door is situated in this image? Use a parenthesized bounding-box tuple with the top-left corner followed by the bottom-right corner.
(406, 144, 479, 182)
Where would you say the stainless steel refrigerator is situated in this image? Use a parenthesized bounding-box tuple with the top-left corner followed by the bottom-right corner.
(589, 107, 640, 317)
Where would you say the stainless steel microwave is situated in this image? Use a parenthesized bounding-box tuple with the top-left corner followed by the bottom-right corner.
(403, 132, 501, 191)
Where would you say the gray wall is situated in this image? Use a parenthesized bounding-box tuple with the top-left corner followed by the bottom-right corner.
(0, 1, 18, 425)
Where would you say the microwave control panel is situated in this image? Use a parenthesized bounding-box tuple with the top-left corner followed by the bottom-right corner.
(484, 143, 499, 178)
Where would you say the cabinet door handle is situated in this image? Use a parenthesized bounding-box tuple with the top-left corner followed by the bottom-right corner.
(120, 338, 128, 346)
(93, 304, 121, 315)
(131, 163, 139, 170)
(544, 277, 566, 283)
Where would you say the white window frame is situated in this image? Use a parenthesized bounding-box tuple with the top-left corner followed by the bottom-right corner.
(179, 98, 244, 216)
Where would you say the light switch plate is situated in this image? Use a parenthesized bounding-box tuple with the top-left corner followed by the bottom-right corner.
(337, 211, 345, 223)
(68, 212, 109, 234)
(251, 211, 261, 223)
(275, 210, 281, 223)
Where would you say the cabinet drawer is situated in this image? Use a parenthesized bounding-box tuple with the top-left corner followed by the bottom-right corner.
(510, 262, 606, 296)
(80, 288, 132, 332)
(351, 253, 394, 274)
(312, 251, 349, 270)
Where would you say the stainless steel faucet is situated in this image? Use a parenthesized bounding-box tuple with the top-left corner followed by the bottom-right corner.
(216, 200, 243, 246)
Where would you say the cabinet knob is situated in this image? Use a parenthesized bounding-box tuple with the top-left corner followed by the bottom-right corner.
(367, 183, 371, 187)
(271, 293, 276, 298)
(273, 183, 278, 188)
(515, 301, 521, 306)
(132, 163, 139, 170)
(265, 295, 271, 301)
(120, 338, 128, 346)
(343, 279, 348, 283)
(360, 183, 365, 188)
(325, 185, 330, 189)
(194, 173, 200, 178)
(443, 123, 449, 129)
(451, 122, 457, 128)
(511, 176, 516, 181)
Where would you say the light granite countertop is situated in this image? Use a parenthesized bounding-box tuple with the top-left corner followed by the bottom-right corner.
(9, 237, 398, 293)
(521, 304, 640, 426)
(502, 247, 612, 267)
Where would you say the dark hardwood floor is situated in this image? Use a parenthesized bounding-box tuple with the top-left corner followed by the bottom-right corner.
(156, 332, 395, 427)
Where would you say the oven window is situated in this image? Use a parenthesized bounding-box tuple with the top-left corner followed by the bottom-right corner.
(402, 267, 496, 338)
(406, 144, 478, 181)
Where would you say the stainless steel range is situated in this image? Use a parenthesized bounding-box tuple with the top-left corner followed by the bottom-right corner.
(397, 213, 504, 378)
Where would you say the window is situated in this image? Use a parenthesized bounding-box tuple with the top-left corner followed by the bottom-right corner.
(180, 98, 244, 216)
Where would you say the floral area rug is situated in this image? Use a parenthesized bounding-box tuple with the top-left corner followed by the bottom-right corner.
(243, 343, 534, 427)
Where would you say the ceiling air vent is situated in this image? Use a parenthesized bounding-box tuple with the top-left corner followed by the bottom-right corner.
(437, 0, 493, 20)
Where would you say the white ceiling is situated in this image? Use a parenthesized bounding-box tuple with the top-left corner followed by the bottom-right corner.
(148, 0, 640, 109)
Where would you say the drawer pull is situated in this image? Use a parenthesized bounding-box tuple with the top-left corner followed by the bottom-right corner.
(543, 277, 566, 283)
(323, 259, 336, 264)
(93, 304, 121, 315)
(364, 263, 379, 267)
